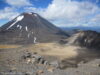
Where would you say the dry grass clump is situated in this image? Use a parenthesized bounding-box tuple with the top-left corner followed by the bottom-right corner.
(0, 45, 21, 49)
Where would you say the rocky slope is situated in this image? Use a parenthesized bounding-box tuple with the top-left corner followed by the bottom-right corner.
(67, 30, 100, 49)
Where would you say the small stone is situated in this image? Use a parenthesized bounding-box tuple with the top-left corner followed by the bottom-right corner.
(33, 52, 37, 54)
(36, 70, 44, 75)
(47, 66, 54, 73)
(49, 61, 59, 68)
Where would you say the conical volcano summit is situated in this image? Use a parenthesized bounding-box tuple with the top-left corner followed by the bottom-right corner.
(0, 12, 69, 44)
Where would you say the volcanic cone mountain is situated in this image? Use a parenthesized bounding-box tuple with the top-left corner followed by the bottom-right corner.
(0, 12, 69, 44)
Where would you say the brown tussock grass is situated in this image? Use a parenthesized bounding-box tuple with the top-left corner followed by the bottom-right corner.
(0, 45, 22, 49)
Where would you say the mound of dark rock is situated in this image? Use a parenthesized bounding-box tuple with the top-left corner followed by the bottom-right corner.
(73, 30, 100, 49)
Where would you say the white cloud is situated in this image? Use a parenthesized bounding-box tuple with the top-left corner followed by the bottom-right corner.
(0, 7, 19, 20)
(25, 0, 100, 27)
(91, 14, 100, 22)
(0, 0, 32, 20)
(42, 0, 99, 27)
(6, 0, 32, 7)
(87, 14, 100, 26)
(0, 0, 100, 27)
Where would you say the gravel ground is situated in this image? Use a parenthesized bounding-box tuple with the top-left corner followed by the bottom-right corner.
(43, 59, 100, 75)
(0, 46, 100, 75)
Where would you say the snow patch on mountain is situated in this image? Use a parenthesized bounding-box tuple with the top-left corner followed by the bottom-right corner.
(34, 37, 37, 43)
(7, 15, 24, 30)
(28, 12, 32, 15)
(34, 14, 37, 17)
(17, 25, 22, 29)
(32, 32, 33, 34)
(17, 25, 20, 28)
(25, 26, 28, 31)
(16, 15, 24, 21)
(7, 21, 17, 30)
(19, 25, 22, 29)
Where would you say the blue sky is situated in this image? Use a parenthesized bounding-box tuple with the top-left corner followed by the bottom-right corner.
(0, 0, 100, 27)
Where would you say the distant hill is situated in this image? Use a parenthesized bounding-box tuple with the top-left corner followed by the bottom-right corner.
(60, 26, 100, 32)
